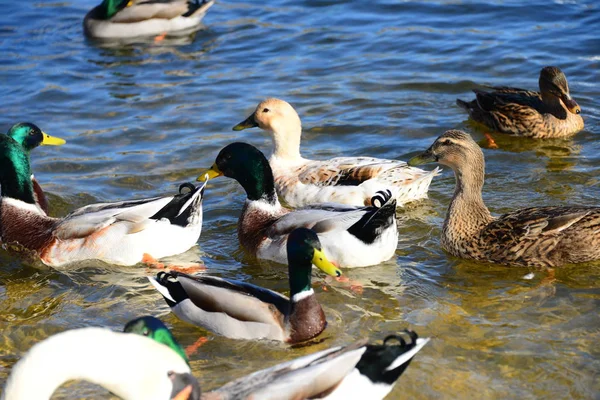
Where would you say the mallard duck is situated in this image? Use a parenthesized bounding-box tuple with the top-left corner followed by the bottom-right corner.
(408, 130, 600, 268)
(457, 66, 584, 138)
(6, 122, 66, 214)
(0, 134, 205, 267)
(149, 228, 342, 342)
(84, 0, 214, 39)
(127, 316, 429, 400)
(232, 98, 440, 208)
(2, 326, 200, 400)
(125, 316, 190, 364)
(198, 142, 398, 268)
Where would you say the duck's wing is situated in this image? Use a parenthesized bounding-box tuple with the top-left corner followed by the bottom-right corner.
(295, 157, 396, 187)
(151, 271, 289, 326)
(109, 0, 210, 23)
(54, 182, 205, 240)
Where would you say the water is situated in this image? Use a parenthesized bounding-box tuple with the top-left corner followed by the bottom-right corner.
(1, 0, 599, 398)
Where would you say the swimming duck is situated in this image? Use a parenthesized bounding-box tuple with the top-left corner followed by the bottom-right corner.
(149, 228, 342, 342)
(408, 130, 600, 268)
(84, 0, 214, 40)
(457, 66, 584, 138)
(2, 326, 200, 400)
(128, 316, 429, 400)
(232, 98, 440, 208)
(6, 122, 66, 214)
(198, 142, 398, 268)
(0, 134, 205, 267)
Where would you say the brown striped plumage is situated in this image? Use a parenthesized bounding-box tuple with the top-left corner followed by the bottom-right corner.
(457, 66, 584, 138)
(409, 130, 600, 268)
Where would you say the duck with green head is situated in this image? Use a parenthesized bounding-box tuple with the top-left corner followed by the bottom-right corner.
(149, 228, 342, 343)
(84, 0, 215, 40)
(0, 134, 206, 267)
(5, 122, 66, 214)
(124, 316, 429, 400)
(197, 142, 398, 268)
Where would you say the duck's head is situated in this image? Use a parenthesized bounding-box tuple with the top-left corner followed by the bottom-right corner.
(408, 130, 483, 172)
(7, 123, 66, 153)
(0, 135, 36, 204)
(233, 98, 302, 159)
(124, 316, 189, 365)
(99, 0, 131, 19)
(197, 142, 277, 203)
(539, 66, 581, 115)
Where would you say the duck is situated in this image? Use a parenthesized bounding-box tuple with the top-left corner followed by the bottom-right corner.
(456, 66, 584, 139)
(84, 0, 214, 40)
(1, 326, 200, 400)
(0, 134, 205, 267)
(127, 316, 429, 400)
(408, 130, 600, 268)
(198, 142, 398, 268)
(149, 228, 342, 342)
(232, 98, 440, 208)
(6, 122, 66, 214)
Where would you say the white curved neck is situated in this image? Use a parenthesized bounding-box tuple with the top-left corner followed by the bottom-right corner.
(270, 120, 303, 161)
(2, 328, 188, 400)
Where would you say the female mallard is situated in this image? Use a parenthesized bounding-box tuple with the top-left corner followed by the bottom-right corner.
(2, 326, 200, 400)
(457, 66, 584, 138)
(84, 0, 214, 40)
(6, 122, 66, 214)
(198, 142, 398, 268)
(232, 98, 439, 207)
(128, 316, 429, 400)
(409, 130, 600, 268)
(149, 228, 342, 342)
(0, 134, 205, 267)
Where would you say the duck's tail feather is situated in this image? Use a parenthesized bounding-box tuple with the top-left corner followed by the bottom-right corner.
(456, 98, 472, 111)
(150, 181, 205, 227)
(347, 190, 396, 244)
(148, 272, 188, 306)
(184, 0, 214, 18)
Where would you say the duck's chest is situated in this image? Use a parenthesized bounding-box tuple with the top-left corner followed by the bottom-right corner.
(441, 208, 491, 259)
(238, 203, 286, 254)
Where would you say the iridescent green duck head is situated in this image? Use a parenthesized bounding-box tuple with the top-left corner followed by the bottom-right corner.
(98, 0, 131, 19)
(0, 135, 36, 204)
(7, 122, 66, 153)
(123, 316, 190, 365)
(539, 66, 581, 115)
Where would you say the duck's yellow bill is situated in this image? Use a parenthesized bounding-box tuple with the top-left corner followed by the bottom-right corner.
(41, 132, 66, 146)
(196, 164, 222, 182)
(171, 385, 192, 400)
(312, 248, 342, 277)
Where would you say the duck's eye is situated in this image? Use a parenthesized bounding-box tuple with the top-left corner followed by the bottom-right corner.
(262, 108, 270, 113)
(439, 140, 452, 146)
(142, 328, 150, 336)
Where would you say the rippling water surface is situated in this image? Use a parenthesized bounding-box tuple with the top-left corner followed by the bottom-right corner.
(1, 0, 599, 398)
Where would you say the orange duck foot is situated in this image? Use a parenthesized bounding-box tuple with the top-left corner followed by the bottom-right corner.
(484, 132, 499, 149)
(185, 336, 209, 357)
(142, 254, 206, 274)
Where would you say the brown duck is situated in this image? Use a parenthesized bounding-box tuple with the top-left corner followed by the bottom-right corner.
(457, 66, 584, 138)
(409, 130, 600, 268)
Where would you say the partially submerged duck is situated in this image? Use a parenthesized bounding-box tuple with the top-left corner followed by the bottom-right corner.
(0, 135, 205, 267)
(233, 98, 439, 207)
(409, 130, 600, 268)
(6, 122, 66, 214)
(128, 316, 429, 400)
(457, 66, 584, 138)
(149, 228, 342, 342)
(1, 326, 200, 400)
(84, 0, 214, 40)
(198, 142, 398, 268)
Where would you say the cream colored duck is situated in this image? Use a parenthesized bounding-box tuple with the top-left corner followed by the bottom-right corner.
(232, 98, 440, 208)
(409, 130, 600, 268)
(0, 134, 205, 267)
(84, 0, 214, 39)
(457, 66, 584, 138)
(149, 228, 342, 342)
(1, 327, 200, 400)
(198, 142, 398, 268)
(129, 316, 429, 400)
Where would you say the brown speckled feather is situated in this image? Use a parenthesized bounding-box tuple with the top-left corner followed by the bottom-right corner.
(32, 177, 49, 214)
(0, 199, 57, 254)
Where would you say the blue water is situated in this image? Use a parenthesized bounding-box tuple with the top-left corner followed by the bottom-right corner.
(0, 0, 599, 398)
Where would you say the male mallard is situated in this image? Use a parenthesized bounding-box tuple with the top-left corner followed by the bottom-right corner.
(149, 228, 342, 342)
(84, 0, 214, 39)
(2, 326, 200, 400)
(6, 122, 66, 214)
(457, 66, 584, 138)
(127, 316, 429, 400)
(0, 134, 205, 267)
(198, 142, 398, 268)
(232, 98, 440, 208)
(409, 130, 600, 268)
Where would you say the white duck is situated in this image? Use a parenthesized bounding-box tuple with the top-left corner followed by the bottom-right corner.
(1, 327, 200, 400)
(232, 98, 440, 208)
